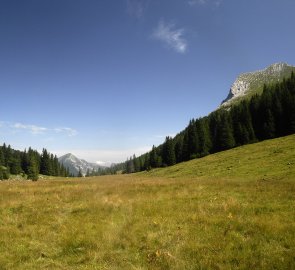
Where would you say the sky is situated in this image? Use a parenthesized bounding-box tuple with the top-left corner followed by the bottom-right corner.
(0, 0, 295, 165)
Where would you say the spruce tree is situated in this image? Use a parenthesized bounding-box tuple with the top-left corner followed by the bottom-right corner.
(150, 146, 161, 168)
(174, 137, 184, 163)
(196, 118, 212, 156)
(0, 148, 4, 166)
(162, 136, 176, 166)
(182, 130, 190, 161)
(182, 120, 199, 161)
(232, 102, 256, 146)
(144, 153, 151, 171)
(282, 88, 295, 134)
(133, 154, 140, 172)
(40, 149, 52, 175)
(27, 156, 39, 181)
(10, 152, 22, 175)
(3, 144, 13, 169)
(188, 120, 199, 159)
(262, 109, 276, 139)
(216, 112, 235, 151)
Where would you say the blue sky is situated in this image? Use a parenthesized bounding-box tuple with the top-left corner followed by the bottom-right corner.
(0, 0, 294, 164)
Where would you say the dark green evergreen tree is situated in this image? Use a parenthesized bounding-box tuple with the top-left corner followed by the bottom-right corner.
(282, 88, 295, 134)
(174, 136, 184, 163)
(27, 155, 39, 181)
(196, 117, 212, 156)
(182, 130, 190, 161)
(133, 154, 140, 172)
(216, 112, 235, 151)
(0, 148, 4, 166)
(162, 136, 176, 166)
(40, 149, 52, 175)
(232, 102, 256, 145)
(262, 109, 276, 139)
(144, 153, 151, 170)
(150, 146, 162, 168)
(10, 152, 22, 175)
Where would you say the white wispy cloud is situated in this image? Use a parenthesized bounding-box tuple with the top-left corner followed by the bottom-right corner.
(126, 0, 149, 19)
(54, 127, 78, 137)
(152, 21, 188, 54)
(13, 123, 48, 134)
(4, 122, 78, 137)
(188, 0, 222, 7)
(188, 0, 207, 6)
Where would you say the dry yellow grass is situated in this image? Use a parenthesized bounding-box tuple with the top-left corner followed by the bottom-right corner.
(0, 135, 295, 269)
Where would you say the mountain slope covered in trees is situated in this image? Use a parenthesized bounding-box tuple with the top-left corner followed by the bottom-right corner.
(122, 70, 295, 174)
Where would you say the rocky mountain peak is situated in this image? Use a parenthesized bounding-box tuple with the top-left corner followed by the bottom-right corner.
(58, 153, 105, 176)
(221, 62, 295, 107)
(266, 62, 288, 73)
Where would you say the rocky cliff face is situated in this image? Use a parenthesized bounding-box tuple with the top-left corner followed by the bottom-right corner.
(221, 62, 295, 107)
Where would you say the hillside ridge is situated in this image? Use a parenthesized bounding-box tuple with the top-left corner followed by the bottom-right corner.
(221, 62, 295, 107)
(140, 134, 295, 180)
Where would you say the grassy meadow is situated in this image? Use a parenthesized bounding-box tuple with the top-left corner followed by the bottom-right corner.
(0, 135, 295, 269)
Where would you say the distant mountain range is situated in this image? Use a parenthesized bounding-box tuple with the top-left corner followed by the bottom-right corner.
(58, 153, 106, 176)
(221, 62, 295, 107)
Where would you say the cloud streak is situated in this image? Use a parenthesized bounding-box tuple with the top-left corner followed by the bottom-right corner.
(3, 122, 78, 137)
(13, 123, 48, 134)
(188, 0, 223, 7)
(152, 21, 188, 54)
(54, 127, 78, 137)
(188, 0, 207, 5)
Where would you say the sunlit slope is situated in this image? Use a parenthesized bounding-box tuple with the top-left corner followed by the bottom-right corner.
(140, 134, 295, 180)
(0, 135, 295, 269)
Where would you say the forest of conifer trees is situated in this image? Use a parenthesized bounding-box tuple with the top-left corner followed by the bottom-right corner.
(123, 72, 295, 174)
(0, 146, 70, 180)
(1, 73, 294, 179)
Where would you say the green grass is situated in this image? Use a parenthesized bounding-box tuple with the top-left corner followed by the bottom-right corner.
(0, 135, 295, 269)
(140, 135, 295, 180)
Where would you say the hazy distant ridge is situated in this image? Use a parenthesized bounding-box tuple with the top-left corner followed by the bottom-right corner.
(58, 153, 105, 176)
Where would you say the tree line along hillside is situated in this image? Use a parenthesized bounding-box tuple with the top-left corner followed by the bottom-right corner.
(0, 146, 71, 180)
(2, 72, 294, 179)
(122, 72, 295, 174)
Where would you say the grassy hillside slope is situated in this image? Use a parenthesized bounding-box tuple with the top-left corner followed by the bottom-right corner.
(0, 135, 295, 269)
(141, 134, 295, 180)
